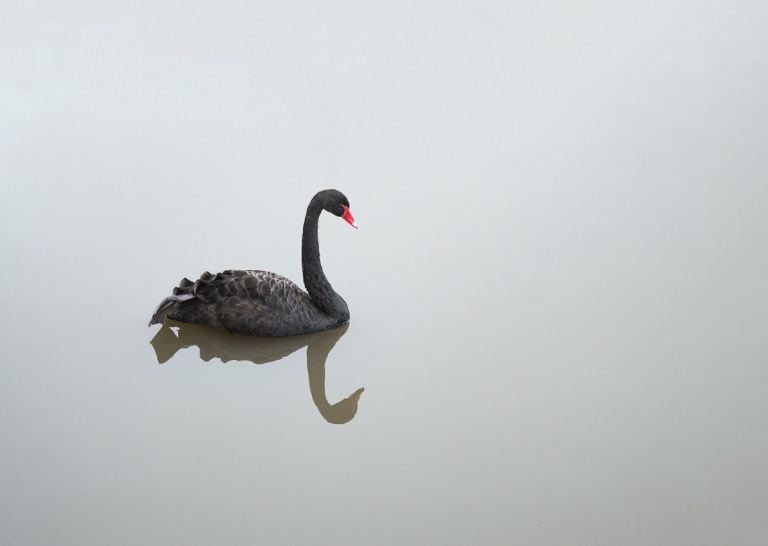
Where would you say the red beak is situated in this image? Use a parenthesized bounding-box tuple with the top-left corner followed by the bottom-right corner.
(341, 205, 358, 229)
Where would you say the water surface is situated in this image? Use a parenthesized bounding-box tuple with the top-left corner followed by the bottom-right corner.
(2, 3, 767, 545)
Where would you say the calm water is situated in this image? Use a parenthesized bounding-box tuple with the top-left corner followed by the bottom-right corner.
(3, 3, 767, 545)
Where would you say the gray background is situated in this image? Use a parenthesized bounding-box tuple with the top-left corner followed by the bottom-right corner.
(2, 1, 767, 545)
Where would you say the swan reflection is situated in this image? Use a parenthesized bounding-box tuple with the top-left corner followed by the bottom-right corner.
(150, 321, 363, 424)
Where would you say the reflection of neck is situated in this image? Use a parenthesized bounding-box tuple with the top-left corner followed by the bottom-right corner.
(306, 325, 363, 424)
(307, 343, 332, 411)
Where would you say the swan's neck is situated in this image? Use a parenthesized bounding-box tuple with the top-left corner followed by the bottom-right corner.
(302, 203, 348, 318)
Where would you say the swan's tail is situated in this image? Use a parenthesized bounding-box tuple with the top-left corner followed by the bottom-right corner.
(148, 291, 195, 326)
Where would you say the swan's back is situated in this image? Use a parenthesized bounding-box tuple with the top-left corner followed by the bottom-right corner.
(155, 270, 340, 336)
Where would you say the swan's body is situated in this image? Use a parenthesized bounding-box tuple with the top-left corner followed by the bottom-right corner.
(149, 189, 357, 336)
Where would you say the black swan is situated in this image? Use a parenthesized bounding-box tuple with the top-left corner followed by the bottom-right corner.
(149, 189, 357, 336)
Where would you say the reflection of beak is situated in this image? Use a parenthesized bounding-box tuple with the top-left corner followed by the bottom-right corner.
(348, 387, 365, 403)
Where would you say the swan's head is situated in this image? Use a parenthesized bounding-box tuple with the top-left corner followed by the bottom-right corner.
(318, 189, 358, 229)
